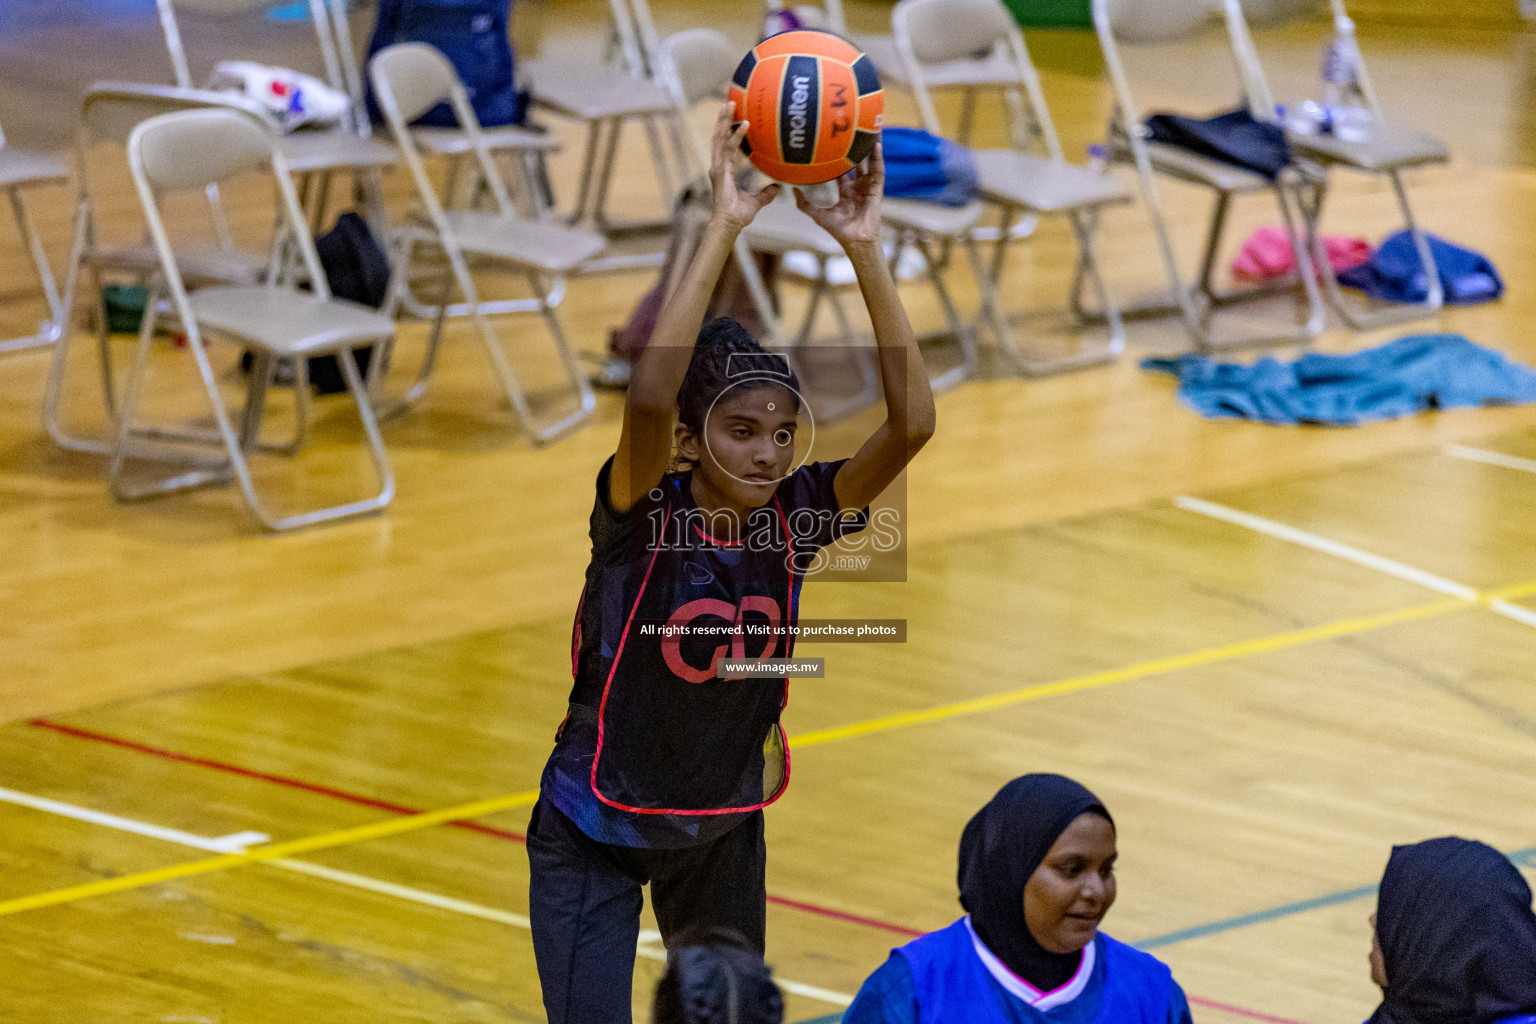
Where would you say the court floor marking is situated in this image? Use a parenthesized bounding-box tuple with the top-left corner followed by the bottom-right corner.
(1444, 443, 1536, 475)
(0, 740, 1381, 1023)
(0, 788, 539, 918)
(5, 588, 1497, 919)
(0, 786, 269, 854)
(0, 785, 852, 1007)
(0, 784, 1310, 1022)
(10, 543, 1501, 1017)
(788, 595, 1467, 748)
(1175, 496, 1536, 629)
(1174, 497, 1478, 599)
(8, 500, 1536, 1008)
(1136, 842, 1536, 950)
(25, 719, 924, 940)
(24, 719, 528, 843)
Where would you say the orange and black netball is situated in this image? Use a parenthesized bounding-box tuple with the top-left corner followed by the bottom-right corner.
(729, 29, 884, 185)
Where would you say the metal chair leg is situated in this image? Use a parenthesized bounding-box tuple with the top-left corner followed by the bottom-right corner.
(446, 249, 593, 446)
(2, 188, 65, 355)
(968, 202, 1125, 378)
(734, 236, 789, 349)
(1306, 167, 1442, 330)
(1118, 140, 1324, 353)
(375, 256, 455, 420)
(45, 205, 114, 454)
(109, 283, 235, 503)
(247, 346, 393, 532)
(911, 234, 976, 393)
(111, 321, 391, 529)
(778, 256, 881, 423)
(527, 270, 597, 445)
(569, 117, 613, 228)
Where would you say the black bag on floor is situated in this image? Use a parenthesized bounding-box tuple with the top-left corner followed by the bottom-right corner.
(241, 214, 389, 392)
(307, 212, 390, 394)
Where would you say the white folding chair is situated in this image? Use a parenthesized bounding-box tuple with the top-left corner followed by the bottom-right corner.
(520, 0, 688, 255)
(296, 0, 558, 195)
(897, 0, 1130, 377)
(0, 121, 68, 355)
(371, 43, 603, 445)
(155, 0, 398, 229)
(300, 0, 564, 320)
(116, 107, 394, 531)
(45, 83, 276, 456)
(1092, 0, 1326, 352)
(769, 0, 960, 100)
(1224, 0, 1448, 329)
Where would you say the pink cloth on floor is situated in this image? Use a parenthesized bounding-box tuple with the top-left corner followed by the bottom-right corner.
(1231, 226, 1373, 282)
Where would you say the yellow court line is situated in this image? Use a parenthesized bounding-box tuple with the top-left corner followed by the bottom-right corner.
(1492, 579, 1536, 602)
(0, 790, 539, 918)
(789, 597, 1470, 748)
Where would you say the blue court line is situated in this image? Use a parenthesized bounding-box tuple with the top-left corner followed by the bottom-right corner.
(1133, 884, 1379, 950)
(1135, 843, 1536, 951)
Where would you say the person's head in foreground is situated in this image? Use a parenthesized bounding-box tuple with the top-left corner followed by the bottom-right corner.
(652, 927, 784, 1024)
(843, 772, 1192, 1023)
(673, 318, 803, 513)
(1367, 837, 1536, 1024)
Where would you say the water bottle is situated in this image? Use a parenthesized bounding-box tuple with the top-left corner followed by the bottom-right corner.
(1320, 17, 1359, 111)
(1318, 16, 1374, 140)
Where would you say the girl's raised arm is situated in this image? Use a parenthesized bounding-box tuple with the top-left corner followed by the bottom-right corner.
(796, 143, 937, 513)
(609, 104, 780, 512)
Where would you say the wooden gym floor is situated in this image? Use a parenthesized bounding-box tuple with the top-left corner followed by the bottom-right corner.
(2, 2, 1535, 1021)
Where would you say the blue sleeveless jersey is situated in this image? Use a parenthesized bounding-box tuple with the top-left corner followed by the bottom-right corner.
(898, 920, 1174, 1024)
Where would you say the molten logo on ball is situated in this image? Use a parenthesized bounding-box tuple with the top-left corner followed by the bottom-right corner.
(783, 61, 816, 158)
(730, 29, 883, 185)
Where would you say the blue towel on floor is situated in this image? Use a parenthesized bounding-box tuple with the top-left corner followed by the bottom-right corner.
(1336, 231, 1504, 305)
(1143, 335, 1536, 425)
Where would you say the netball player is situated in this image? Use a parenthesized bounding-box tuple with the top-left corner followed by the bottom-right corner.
(526, 102, 937, 1024)
(844, 774, 1194, 1024)
(1367, 837, 1536, 1024)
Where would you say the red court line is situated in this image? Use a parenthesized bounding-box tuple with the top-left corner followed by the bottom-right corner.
(29, 718, 1314, 1024)
(27, 719, 527, 843)
(1189, 996, 1309, 1024)
(763, 892, 924, 938)
(28, 718, 918, 937)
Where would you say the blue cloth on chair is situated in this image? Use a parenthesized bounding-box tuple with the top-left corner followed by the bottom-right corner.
(1142, 334, 1536, 425)
(1336, 231, 1504, 305)
(1144, 109, 1292, 179)
(881, 127, 981, 208)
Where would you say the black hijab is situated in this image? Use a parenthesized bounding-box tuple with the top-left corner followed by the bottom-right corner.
(1368, 837, 1536, 1024)
(958, 774, 1115, 992)
(652, 928, 783, 1024)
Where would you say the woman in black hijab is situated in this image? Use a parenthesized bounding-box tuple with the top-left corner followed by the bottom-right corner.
(844, 773, 1193, 1024)
(1368, 837, 1536, 1024)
